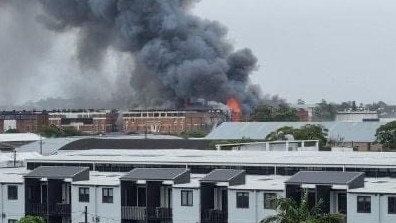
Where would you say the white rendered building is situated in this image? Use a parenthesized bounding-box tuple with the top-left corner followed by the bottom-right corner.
(1, 149, 396, 222)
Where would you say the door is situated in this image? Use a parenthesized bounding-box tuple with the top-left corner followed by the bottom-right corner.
(337, 193, 347, 214)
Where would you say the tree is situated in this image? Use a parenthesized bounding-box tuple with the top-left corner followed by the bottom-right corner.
(312, 100, 338, 121)
(261, 192, 345, 223)
(4, 129, 20, 133)
(250, 104, 299, 122)
(39, 125, 83, 138)
(265, 124, 328, 148)
(375, 121, 396, 150)
(18, 216, 45, 223)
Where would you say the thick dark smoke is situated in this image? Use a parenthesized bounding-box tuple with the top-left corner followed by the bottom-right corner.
(0, 0, 262, 115)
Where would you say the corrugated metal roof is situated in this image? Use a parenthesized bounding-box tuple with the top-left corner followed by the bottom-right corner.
(200, 169, 245, 182)
(121, 168, 190, 181)
(286, 171, 364, 185)
(205, 122, 386, 142)
(24, 166, 89, 179)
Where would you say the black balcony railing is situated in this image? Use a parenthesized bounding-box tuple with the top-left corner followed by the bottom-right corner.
(121, 206, 172, 221)
(26, 203, 71, 217)
(26, 203, 47, 216)
(147, 207, 172, 221)
(201, 209, 228, 223)
(49, 203, 71, 216)
(121, 206, 146, 221)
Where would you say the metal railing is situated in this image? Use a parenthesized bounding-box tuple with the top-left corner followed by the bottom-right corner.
(121, 206, 172, 221)
(26, 203, 71, 217)
(201, 209, 228, 223)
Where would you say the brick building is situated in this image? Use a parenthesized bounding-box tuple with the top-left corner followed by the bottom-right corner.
(0, 111, 49, 133)
(49, 110, 119, 135)
(122, 109, 226, 134)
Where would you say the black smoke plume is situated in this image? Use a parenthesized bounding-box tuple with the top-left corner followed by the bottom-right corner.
(0, 0, 261, 115)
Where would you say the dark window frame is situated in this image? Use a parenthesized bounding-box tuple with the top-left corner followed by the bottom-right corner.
(264, 193, 277, 209)
(79, 187, 90, 202)
(102, 188, 114, 203)
(388, 196, 396, 214)
(7, 185, 18, 200)
(181, 190, 193, 206)
(357, 196, 371, 213)
(8, 220, 17, 223)
(236, 192, 249, 209)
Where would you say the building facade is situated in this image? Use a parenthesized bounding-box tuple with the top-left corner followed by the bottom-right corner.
(4, 149, 396, 222)
(122, 109, 226, 134)
(0, 111, 49, 133)
(49, 110, 119, 135)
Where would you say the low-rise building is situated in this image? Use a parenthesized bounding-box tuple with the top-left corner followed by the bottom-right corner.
(122, 109, 226, 134)
(3, 149, 396, 222)
(49, 110, 119, 135)
(0, 111, 49, 133)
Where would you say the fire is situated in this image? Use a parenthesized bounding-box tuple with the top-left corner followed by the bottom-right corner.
(227, 97, 242, 122)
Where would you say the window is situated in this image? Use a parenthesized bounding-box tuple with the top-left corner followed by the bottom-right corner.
(388, 197, 396, 214)
(357, 196, 371, 213)
(236, 192, 249, 209)
(7, 185, 17, 200)
(102, 188, 113, 203)
(79, 187, 89, 202)
(264, 193, 277, 209)
(8, 220, 17, 223)
(181, 190, 193, 206)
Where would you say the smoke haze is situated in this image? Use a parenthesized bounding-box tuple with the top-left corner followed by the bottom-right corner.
(0, 0, 262, 114)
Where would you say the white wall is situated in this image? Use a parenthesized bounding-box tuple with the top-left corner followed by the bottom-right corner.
(0, 183, 25, 223)
(228, 190, 282, 223)
(348, 193, 396, 223)
(172, 188, 200, 223)
(348, 193, 379, 223)
(72, 185, 121, 223)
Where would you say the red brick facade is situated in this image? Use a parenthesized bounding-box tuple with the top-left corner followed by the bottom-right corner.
(122, 110, 226, 134)
(0, 111, 48, 133)
(49, 110, 118, 135)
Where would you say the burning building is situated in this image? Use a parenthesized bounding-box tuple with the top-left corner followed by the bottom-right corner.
(48, 110, 119, 135)
(122, 109, 226, 135)
(0, 111, 48, 133)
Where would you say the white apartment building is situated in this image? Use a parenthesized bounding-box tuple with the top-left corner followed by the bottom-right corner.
(2, 149, 396, 222)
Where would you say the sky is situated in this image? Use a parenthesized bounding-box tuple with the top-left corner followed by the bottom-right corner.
(1, 0, 396, 106)
(194, 0, 396, 104)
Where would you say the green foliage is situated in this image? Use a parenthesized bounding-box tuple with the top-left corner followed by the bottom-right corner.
(4, 129, 20, 133)
(312, 100, 338, 121)
(261, 192, 345, 223)
(265, 124, 328, 148)
(18, 216, 45, 223)
(250, 104, 299, 122)
(375, 121, 396, 150)
(179, 130, 207, 139)
(39, 125, 83, 138)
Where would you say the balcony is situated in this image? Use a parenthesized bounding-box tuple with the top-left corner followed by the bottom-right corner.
(121, 206, 172, 221)
(49, 203, 71, 216)
(26, 203, 71, 217)
(121, 206, 146, 221)
(201, 209, 228, 223)
(26, 203, 47, 216)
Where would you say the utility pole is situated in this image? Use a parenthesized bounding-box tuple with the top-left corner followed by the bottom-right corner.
(13, 150, 16, 167)
(84, 206, 88, 223)
(40, 134, 43, 155)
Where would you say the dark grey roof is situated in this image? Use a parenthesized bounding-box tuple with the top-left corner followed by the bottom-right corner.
(24, 166, 89, 180)
(121, 168, 190, 184)
(200, 169, 246, 186)
(59, 138, 214, 150)
(286, 171, 365, 188)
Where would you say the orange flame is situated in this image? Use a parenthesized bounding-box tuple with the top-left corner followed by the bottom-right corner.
(227, 97, 242, 122)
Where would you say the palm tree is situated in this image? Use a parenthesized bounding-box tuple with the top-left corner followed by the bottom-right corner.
(261, 192, 345, 223)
